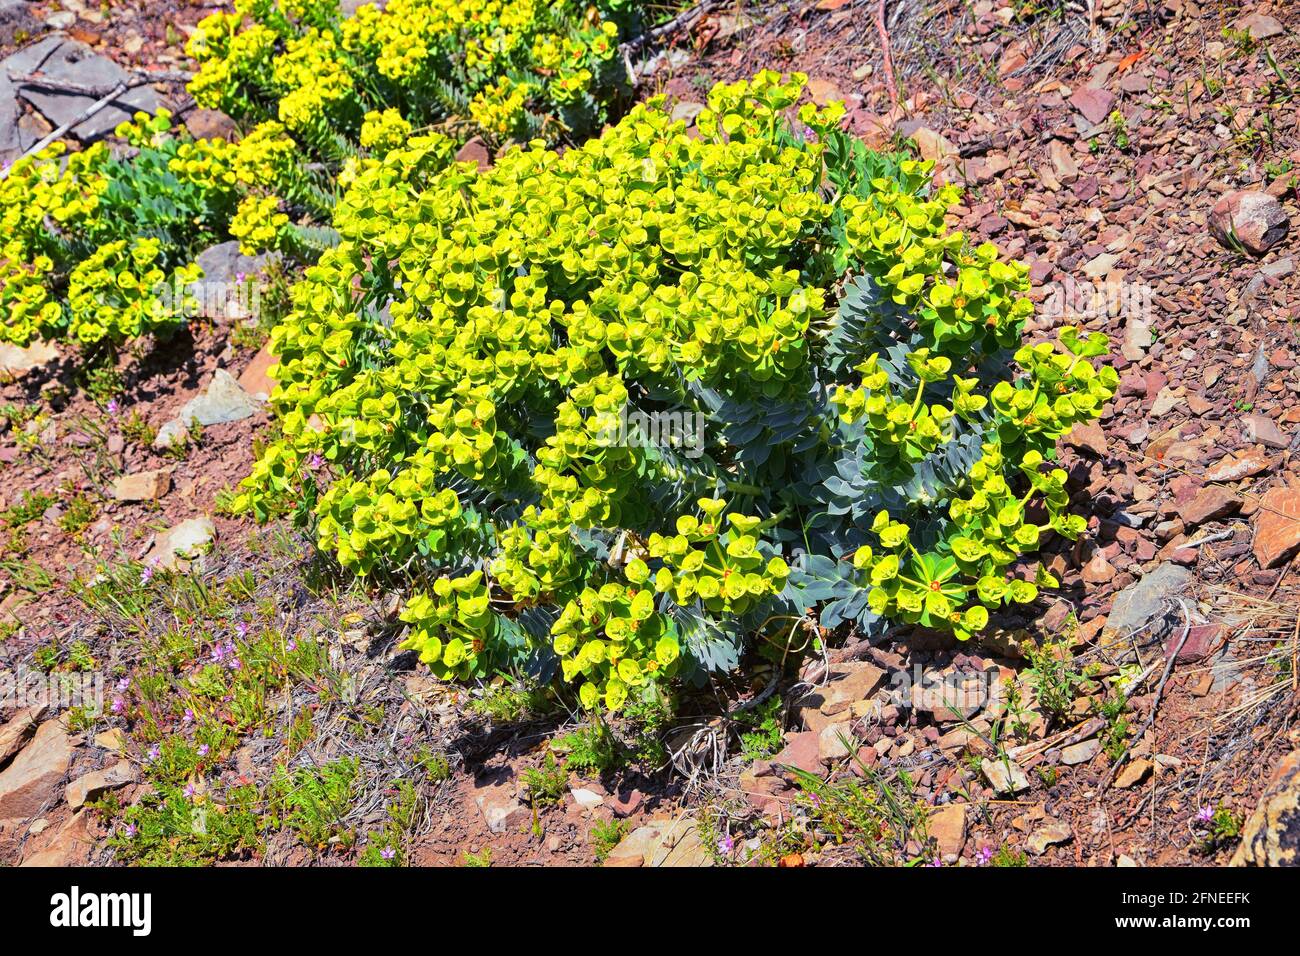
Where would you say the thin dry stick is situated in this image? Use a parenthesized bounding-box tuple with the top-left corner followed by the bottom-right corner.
(1292, 615, 1298, 694)
(1102, 602, 1192, 792)
(0, 80, 127, 181)
(875, 0, 898, 102)
(1265, 552, 1296, 601)
(620, 0, 722, 56)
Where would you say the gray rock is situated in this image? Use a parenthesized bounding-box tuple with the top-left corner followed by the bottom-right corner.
(42, 10, 75, 30)
(3, 37, 160, 142)
(0, 339, 59, 375)
(0, 0, 43, 49)
(1104, 563, 1193, 651)
(981, 757, 1030, 795)
(1061, 738, 1102, 766)
(152, 418, 189, 451)
(147, 517, 216, 572)
(670, 101, 704, 124)
(178, 369, 259, 427)
(189, 241, 280, 320)
(570, 787, 603, 811)
(1026, 820, 1073, 855)
(1, 64, 20, 165)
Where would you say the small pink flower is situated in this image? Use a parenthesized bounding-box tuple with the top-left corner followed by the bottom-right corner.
(976, 846, 994, 866)
(111, 697, 126, 715)
(716, 834, 734, 855)
(183, 708, 194, 724)
(381, 847, 396, 860)
(183, 783, 196, 799)
(146, 744, 160, 762)
(286, 638, 297, 652)
(1196, 805, 1215, 824)
(140, 563, 155, 585)
(197, 744, 209, 757)
(124, 823, 138, 838)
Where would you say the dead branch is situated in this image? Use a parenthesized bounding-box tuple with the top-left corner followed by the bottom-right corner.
(874, 0, 898, 102)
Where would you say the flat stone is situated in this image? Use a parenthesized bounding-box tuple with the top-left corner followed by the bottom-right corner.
(1204, 448, 1271, 483)
(1083, 252, 1118, 280)
(1069, 85, 1115, 124)
(1026, 820, 1073, 855)
(111, 468, 172, 502)
(1061, 738, 1101, 766)
(178, 369, 260, 427)
(1064, 421, 1107, 456)
(604, 821, 667, 867)
(1104, 563, 1193, 649)
(0, 704, 48, 766)
(1180, 485, 1240, 528)
(1236, 13, 1284, 40)
(569, 787, 603, 811)
(1149, 387, 1185, 418)
(1252, 484, 1300, 569)
(1242, 413, 1289, 449)
(3, 37, 160, 141)
(982, 757, 1030, 795)
(1170, 623, 1223, 664)
(1114, 758, 1153, 789)
(1209, 190, 1290, 256)
(1048, 139, 1079, 183)
(92, 728, 126, 752)
(18, 809, 95, 866)
(65, 760, 137, 810)
(648, 817, 714, 868)
(772, 731, 822, 776)
(0, 719, 74, 820)
(928, 803, 967, 857)
(801, 661, 887, 717)
(818, 722, 852, 763)
(0, 340, 59, 376)
(145, 516, 216, 572)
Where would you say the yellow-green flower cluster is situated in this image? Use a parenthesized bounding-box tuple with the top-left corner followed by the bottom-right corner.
(230, 194, 290, 255)
(1, 142, 109, 344)
(0, 111, 311, 347)
(187, 0, 634, 150)
(398, 571, 495, 679)
(551, 580, 681, 712)
(65, 238, 201, 344)
(238, 71, 1116, 707)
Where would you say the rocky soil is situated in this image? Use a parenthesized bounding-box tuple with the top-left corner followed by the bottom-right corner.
(2, 0, 1299, 867)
